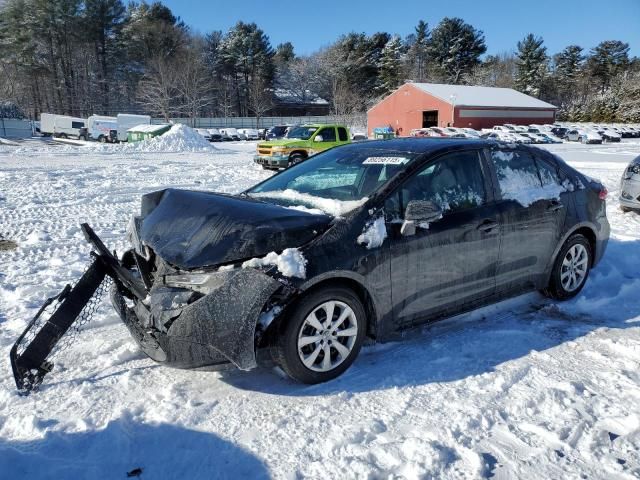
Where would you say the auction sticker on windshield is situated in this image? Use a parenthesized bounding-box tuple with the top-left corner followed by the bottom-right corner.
(363, 157, 410, 165)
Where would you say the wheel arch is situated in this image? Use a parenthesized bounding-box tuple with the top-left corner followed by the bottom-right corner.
(545, 222, 598, 283)
(295, 272, 381, 340)
(289, 150, 308, 160)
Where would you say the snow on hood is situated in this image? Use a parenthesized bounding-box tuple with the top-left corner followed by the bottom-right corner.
(249, 189, 368, 217)
(137, 189, 332, 269)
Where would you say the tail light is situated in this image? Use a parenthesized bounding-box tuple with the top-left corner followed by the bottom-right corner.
(598, 187, 608, 200)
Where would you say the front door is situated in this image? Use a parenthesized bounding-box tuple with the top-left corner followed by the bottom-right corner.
(386, 150, 500, 326)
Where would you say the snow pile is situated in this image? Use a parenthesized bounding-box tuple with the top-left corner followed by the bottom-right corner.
(250, 189, 367, 217)
(92, 124, 218, 154)
(357, 216, 387, 249)
(242, 248, 307, 278)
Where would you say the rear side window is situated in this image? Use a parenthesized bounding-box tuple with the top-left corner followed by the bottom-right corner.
(318, 127, 336, 142)
(338, 127, 348, 142)
(535, 157, 561, 186)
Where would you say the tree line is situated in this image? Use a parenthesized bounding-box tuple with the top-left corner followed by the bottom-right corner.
(1, 0, 638, 124)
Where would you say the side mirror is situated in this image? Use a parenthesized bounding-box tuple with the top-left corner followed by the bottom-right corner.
(400, 200, 443, 236)
(314, 135, 323, 142)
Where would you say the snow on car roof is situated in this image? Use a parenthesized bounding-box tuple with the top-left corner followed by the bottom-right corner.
(411, 83, 557, 109)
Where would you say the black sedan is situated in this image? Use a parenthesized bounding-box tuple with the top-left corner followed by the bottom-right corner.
(11, 139, 610, 390)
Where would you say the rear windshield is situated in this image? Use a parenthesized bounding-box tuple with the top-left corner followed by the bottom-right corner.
(246, 146, 421, 213)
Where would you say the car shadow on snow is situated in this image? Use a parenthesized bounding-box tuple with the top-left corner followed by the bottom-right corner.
(221, 238, 640, 397)
(0, 415, 270, 480)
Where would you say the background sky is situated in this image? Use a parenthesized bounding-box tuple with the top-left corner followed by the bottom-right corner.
(161, 0, 639, 57)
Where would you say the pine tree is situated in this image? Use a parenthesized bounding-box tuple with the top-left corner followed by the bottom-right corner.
(515, 34, 548, 97)
(406, 20, 430, 81)
(429, 17, 486, 84)
(588, 40, 630, 93)
(378, 35, 403, 94)
(554, 45, 584, 92)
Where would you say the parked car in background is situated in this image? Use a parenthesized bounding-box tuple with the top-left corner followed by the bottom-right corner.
(254, 124, 351, 170)
(195, 128, 212, 141)
(238, 128, 260, 140)
(620, 155, 640, 212)
(566, 129, 603, 144)
(597, 129, 621, 143)
(258, 128, 267, 140)
(220, 128, 241, 141)
(207, 128, 223, 142)
(12, 138, 610, 390)
(266, 125, 290, 140)
(461, 128, 481, 138)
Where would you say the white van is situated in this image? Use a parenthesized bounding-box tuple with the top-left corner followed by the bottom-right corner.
(87, 115, 118, 142)
(116, 114, 151, 142)
(53, 115, 88, 139)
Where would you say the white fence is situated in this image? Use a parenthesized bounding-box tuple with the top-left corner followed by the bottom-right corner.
(0, 118, 33, 138)
(153, 116, 347, 129)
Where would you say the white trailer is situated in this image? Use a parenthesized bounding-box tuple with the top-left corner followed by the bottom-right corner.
(87, 115, 118, 142)
(116, 114, 151, 141)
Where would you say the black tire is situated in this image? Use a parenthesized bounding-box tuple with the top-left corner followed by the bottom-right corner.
(99, 135, 106, 143)
(272, 286, 366, 384)
(288, 153, 305, 167)
(542, 234, 592, 300)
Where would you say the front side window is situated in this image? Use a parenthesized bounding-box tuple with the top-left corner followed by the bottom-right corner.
(72, 121, 84, 129)
(317, 127, 336, 142)
(395, 151, 486, 216)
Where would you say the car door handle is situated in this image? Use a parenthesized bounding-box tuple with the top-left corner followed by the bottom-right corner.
(477, 219, 499, 232)
(547, 201, 564, 212)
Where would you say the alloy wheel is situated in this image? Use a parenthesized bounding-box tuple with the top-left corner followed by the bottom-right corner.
(560, 244, 589, 292)
(297, 300, 358, 372)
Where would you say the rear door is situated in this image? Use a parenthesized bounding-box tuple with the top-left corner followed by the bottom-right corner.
(386, 149, 500, 326)
(487, 146, 568, 292)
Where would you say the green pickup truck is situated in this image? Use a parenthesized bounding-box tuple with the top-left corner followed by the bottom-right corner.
(254, 124, 351, 170)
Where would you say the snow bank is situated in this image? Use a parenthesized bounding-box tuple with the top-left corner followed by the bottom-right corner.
(242, 248, 307, 279)
(357, 216, 387, 249)
(79, 124, 218, 154)
(250, 189, 367, 217)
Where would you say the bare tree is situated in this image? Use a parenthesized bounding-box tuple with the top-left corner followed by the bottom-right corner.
(247, 76, 273, 129)
(176, 47, 214, 126)
(138, 55, 179, 122)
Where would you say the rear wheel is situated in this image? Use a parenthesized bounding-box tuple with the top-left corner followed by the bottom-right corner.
(543, 234, 592, 300)
(272, 286, 366, 384)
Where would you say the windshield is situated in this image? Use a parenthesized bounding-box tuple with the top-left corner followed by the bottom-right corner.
(246, 145, 421, 215)
(286, 126, 317, 139)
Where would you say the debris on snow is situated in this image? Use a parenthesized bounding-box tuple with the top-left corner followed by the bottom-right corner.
(242, 248, 307, 279)
(357, 216, 387, 249)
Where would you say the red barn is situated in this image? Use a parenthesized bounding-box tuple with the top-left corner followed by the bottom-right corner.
(367, 83, 557, 136)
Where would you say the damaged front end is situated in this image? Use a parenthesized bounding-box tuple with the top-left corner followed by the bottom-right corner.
(10, 188, 327, 393)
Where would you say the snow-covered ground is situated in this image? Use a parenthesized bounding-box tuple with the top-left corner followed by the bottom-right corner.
(0, 137, 639, 479)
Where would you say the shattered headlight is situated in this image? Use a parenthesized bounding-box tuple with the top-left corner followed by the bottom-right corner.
(162, 270, 233, 295)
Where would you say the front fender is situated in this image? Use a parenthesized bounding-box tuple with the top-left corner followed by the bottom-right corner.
(165, 269, 281, 370)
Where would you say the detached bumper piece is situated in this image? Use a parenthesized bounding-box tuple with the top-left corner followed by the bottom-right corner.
(9, 223, 146, 393)
(10, 258, 109, 393)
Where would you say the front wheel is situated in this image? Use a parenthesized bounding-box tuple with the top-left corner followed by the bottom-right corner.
(272, 286, 366, 384)
(288, 153, 305, 167)
(543, 234, 592, 300)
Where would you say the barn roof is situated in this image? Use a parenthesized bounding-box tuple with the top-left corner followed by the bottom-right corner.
(409, 83, 557, 109)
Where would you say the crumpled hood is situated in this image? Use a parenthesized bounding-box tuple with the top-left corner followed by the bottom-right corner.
(137, 188, 332, 269)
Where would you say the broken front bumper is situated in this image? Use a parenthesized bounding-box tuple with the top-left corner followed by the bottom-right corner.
(110, 268, 281, 371)
(10, 223, 282, 392)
